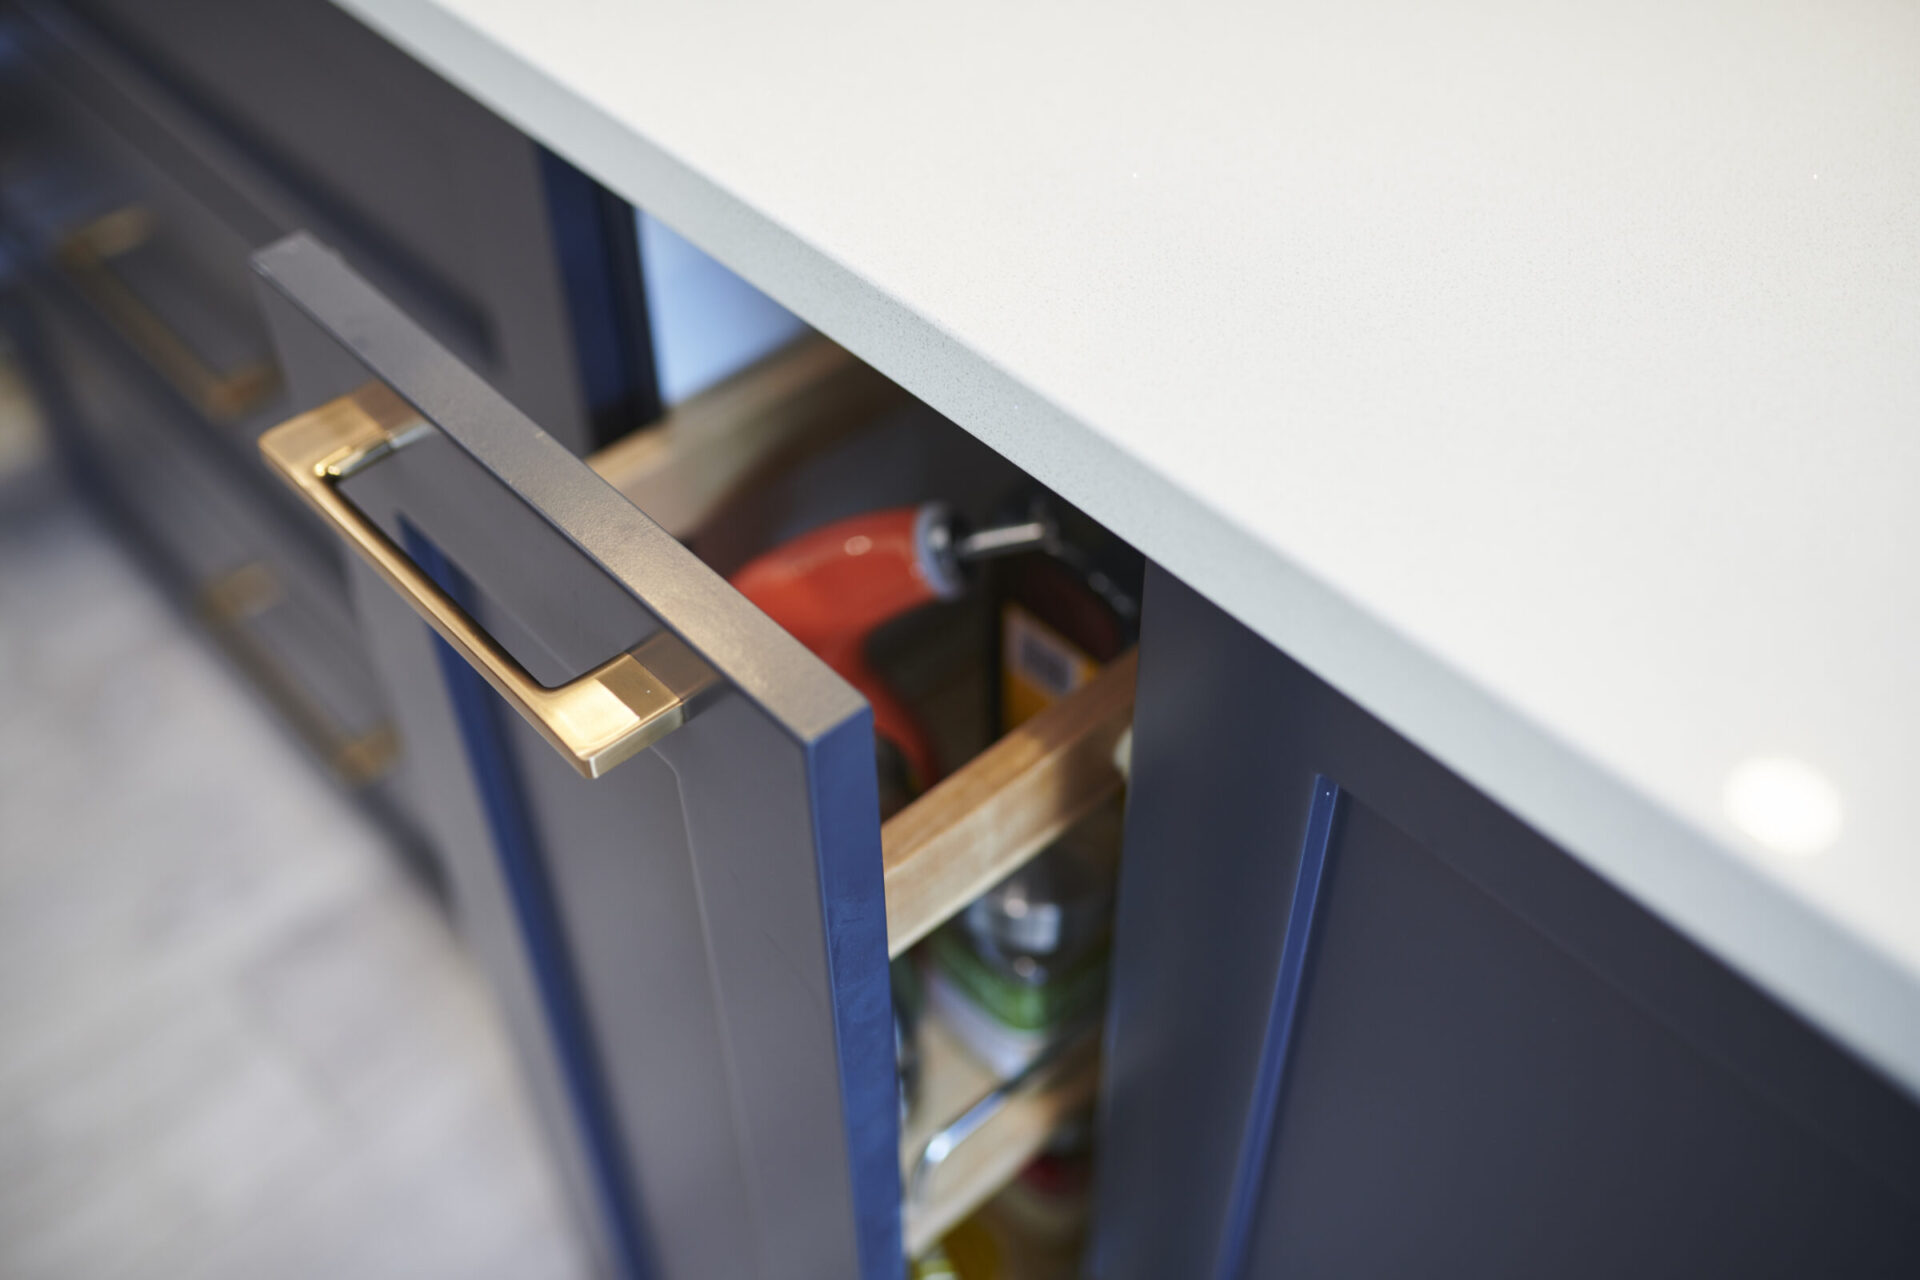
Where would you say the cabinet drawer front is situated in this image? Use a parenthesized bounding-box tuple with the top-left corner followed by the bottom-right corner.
(13, 0, 621, 452)
(252, 234, 898, 1280)
(32, 276, 344, 612)
(54, 0, 607, 448)
(32, 286, 391, 773)
(1, 8, 282, 433)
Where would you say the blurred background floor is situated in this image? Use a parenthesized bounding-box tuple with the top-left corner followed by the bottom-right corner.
(0, 361, 587, 1277)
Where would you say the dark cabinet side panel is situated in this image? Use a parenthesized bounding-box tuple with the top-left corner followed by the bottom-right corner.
(1245, 790, 1919, 1277)
(1094, 564, 1920, 1279)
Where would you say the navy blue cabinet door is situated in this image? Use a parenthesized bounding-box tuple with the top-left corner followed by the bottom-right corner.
(1094, 565, 1920, 1278)
(252, 235, 900, 1280)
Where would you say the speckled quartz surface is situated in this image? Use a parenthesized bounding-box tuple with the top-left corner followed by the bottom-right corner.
(332, 0, 1920, 1095)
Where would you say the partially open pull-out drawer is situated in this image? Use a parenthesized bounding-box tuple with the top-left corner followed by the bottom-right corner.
(252, 234, 1134, 1279)
(886, 649, 1133, 1254)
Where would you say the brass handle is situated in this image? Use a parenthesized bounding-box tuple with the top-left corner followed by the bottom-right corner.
(58, 207, 279, 422)
(198, 561, 399, 787)
(259, 385, 706, 779)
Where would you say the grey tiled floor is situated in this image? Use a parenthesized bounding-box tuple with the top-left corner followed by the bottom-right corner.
(0, 492, 588, 1279)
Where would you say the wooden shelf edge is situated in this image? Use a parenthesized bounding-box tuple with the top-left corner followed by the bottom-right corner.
(883, 649, 1136, 959)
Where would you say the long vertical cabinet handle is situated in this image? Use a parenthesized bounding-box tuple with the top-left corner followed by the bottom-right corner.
(259, 384, 708, 779)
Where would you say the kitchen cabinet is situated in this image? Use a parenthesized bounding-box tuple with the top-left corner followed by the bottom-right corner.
(1100, 568, 1920, 1277)
(0, 0, 679, 843)
(248, 230, 1920, 1279)
(45, 0, 633, 449)
(7, 1, 1919, 1276)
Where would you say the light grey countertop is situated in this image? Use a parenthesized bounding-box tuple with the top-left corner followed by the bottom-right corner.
(334, 0, 1920, 1096)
